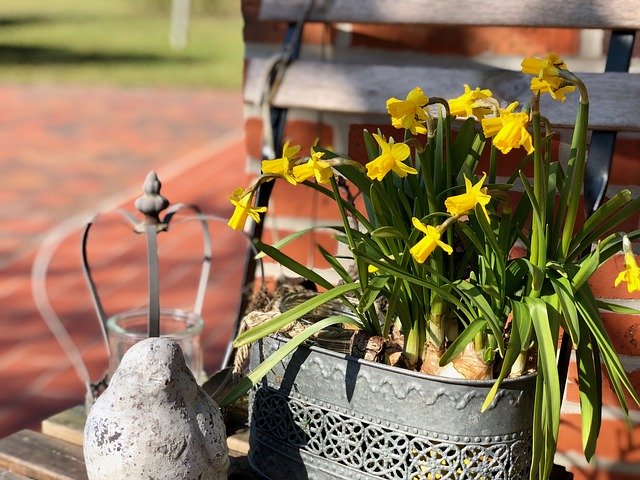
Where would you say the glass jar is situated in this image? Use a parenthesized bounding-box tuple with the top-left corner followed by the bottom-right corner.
(106, 308, 205, 382)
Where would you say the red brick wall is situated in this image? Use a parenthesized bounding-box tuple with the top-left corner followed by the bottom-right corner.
(241, 2, 640, 477)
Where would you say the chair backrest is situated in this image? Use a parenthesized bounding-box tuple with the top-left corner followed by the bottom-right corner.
(246, 0, 639, 133)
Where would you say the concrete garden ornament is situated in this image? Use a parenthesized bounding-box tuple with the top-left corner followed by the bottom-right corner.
(223, 54, 640, 479)
(84, 338, 229, 480)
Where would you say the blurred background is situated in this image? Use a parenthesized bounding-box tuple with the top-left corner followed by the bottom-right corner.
(0, 0, 250, 436)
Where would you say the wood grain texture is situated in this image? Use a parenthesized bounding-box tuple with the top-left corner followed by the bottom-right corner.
(0, 430, 87, 480)
(41, 405, 85, 447)
(245, 59, 640, 131)
(0, 469, 30, 479)
(259, 0, 640, 29)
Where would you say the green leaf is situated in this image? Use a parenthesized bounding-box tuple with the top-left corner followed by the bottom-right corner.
(482, 300, 532, 411)
(255, 226, 341, 259)
(355, 248, 476, 321)
(302, 179, 374, 232)
(439, 317, 486, 366)
(575, 286, 640, 407)
(525, 297, 561, 447)
(233, 283, 361, 347)
(221, 314, 360, 406)
(576, 331, 602, 460)
(362, 129, 380, 161)
(318, 244, 352, 284)
(451, 117, 483, 178)
(597, 299, 640, 315)
(598, 230, 640, 263)
(519, 171, 546, 272)
(549, 274, 580, 346)
(371, 226, 406, 239)
(570, 244, 601, 292)
(359, 275, 391, 312)
(567, 190, 632, 257)
(474, 203, 506, 275)
(254, 239, 334, 290)
(456, 280, 506, 356)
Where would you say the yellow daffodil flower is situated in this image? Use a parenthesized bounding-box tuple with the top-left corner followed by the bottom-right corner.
(444, 173, 491, 221)
(521, 53, 567, 79)
(386, 87, 429, 135)
(292, 150, 334, 184)
(521, 53, 575, 102)
(227, 187, 267, 231)
(366, 133, 416, 181)
(481, 102, 534, 155)
(409, 218, 453, 264)
(614, 236, 640, 293)
(261, 141, 301, 185)
(530, 77, 576, 102)
(447, 84, 494, 120)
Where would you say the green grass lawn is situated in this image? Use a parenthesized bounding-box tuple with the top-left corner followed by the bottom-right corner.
(0, 0, 243, 88)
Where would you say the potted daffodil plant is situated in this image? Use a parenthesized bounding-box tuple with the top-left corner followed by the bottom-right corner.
(222, 54, 640, 480)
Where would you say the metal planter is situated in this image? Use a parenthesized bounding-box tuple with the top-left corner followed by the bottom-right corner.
(248, 335, 536, 480)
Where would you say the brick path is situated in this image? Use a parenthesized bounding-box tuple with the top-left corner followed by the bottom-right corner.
(0, 85, 250, 436)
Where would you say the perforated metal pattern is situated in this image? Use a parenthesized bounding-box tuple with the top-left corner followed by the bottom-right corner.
(248, 336, 535, 480)
(250, 386, 532, 480)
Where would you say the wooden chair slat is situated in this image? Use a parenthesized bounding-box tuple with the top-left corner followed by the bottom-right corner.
(0, 431, 87, 480)
(259, 0, 640, 29)
(245, 59, 640, 131)
(0, 469, 30, 479)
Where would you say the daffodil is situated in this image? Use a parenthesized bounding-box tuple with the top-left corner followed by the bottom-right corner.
(387, 87, 429, 135)
(444, 173, 491, 221)
(227, 187, 267, 231)
(447, 84, 494, 120)
(261, 141, 301, 185)
(481, 102, 534, 155)
(409, 218, 453, 264)
(521, 53, 575, 102)
(292, 149, 334, 184)
(521, 53, 567, 79)
(530, 77, 575, 102)
(366, 133, 416, 181)
(614, 236, 640, 293)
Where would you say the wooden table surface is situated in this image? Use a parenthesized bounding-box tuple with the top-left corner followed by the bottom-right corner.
(0, 406, 257, 480)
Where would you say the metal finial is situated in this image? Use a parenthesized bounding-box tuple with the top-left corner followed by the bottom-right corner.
(134, 172, 170, 232)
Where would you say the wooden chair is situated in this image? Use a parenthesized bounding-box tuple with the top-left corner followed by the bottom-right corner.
(240, 1, 639, 478)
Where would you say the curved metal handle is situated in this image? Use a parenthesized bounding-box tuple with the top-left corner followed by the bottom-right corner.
(81, 209, 139, 351)
(163, 203, 213, 317)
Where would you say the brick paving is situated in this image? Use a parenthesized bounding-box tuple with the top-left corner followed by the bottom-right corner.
(0, 84, 250, 436)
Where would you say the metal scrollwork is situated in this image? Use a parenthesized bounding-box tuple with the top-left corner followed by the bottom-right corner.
(250, 386, 532, 480)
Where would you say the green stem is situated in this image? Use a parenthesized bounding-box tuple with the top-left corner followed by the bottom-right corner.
(530, 97, 547, 296)
(404, 316, 424, 367)
(428, 308, 445, 349)
(330, 175, 356, 252)
(510, 351, 527, 377)
(560, 89, 589, 260)
(488, 143, 498, 185)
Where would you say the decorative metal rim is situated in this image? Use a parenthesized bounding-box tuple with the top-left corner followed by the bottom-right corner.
(269, 334, 537, 388)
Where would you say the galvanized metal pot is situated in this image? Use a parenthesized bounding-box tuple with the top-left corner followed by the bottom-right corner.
(248, 335, 535, 480)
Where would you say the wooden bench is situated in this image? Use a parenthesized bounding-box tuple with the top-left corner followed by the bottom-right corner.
(244, 0, 640, 205)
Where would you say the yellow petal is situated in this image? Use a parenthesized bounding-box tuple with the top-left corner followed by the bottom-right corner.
(390, 142, 410, 161)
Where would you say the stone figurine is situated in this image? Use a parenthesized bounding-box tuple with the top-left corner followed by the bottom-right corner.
(84, 338, 229, 479)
